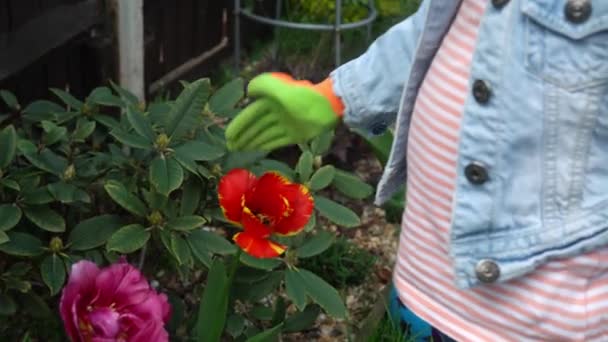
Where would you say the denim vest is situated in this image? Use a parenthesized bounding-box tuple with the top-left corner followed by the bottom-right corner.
(331, 0, 608, 288)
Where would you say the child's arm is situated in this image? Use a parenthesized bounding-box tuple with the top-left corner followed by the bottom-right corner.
(226, 1, 429, 151)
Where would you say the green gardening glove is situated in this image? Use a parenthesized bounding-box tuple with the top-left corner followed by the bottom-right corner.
(225, 73, 344, 151)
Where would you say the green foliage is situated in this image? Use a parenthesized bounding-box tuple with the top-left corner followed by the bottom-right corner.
(299, 237, 376, 289)
(0, 80, 375, 340)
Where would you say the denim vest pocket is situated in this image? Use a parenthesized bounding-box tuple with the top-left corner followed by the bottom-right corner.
(522, 0, 608, 91)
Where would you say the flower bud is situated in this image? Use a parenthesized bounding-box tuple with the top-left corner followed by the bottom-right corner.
(155, 134, 171, 151)
(211, 164, 222, 177)
(147, 210, 164, 227)
(63, 164, 76, 181)
(49, 237, 64, 253)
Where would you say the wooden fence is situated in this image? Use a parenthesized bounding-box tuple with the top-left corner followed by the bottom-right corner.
(0, 0, 272, 106)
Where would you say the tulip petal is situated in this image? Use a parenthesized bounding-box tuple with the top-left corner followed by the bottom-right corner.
(233, 232, 286, 258)
(218, 169, 257, 224)
(274, 184, 314, 236)
(247, 172, 291, 222)
(242, 207, 272, 239)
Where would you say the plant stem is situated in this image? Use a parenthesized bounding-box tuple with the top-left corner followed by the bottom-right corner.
(138, 242, 148, 269)
(226, 248, 242, 288)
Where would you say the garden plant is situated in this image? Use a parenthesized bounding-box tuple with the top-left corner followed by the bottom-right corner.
(0, 78, 375, 341)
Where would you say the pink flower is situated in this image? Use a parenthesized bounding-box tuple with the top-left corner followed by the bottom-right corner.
(59, 260, 171, 342)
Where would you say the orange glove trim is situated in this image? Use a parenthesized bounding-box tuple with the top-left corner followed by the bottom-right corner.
(270, 73, 345, 117)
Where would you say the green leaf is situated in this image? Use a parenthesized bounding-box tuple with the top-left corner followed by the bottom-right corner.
(310, 130, 334, 155)
(0, 232, 43, 256)
(0, 231, 8, 244)
(104, 180, 148, 217)
(22, 148, 68, 176)
(296, 231, 335, 258)
(110, 80, 139, 105)
(296, 151, 314, 182)
(0, 204, 21, 231)
(126, 106, 155, 142)
(22, 100, 63, 122)
(299, 268, 346, 319)
(150, 156, 183, 196)
(174, 141, 225, 161)
(18, 292, 52, 318)
(106, 224, 150, 253)
(0, 293, 16, 315)
(283, 305, 321, 333)
(240, 253, 282, 270)
(172, 153, 199, 176)
(208, 78, 244, 117)
(167, 216, 206, 231)
(0, 90, 19, 109)
(68, 215, 122, 250)
(254, 159, 296, 180)
(180, 178, 201, 216)
(0, 125, 17, 168)
(285, 268, 307, 311)
(110, 129, 153, 149)
(93, 114, 121, 129)
(309, 165, 335, 191)
(332, 169, 374, 199)
(87, 87, 122, 107)
(188, 229, 236, 256)
(23, 206, 65, 232)
(50, 88, 84, 110)
(0, 179, 20, 191)
(40, 254, 66, 295)
(314, 196, 360, 228)
(304, 212, 316, 232)
(21, 187, 54, 205)
(251, 305, 274, 321)
(41, 120, 67, 145)
(245, 323, 283, 342)
(226, 314, 245, 338)
(196, 259, 228, 342)
(170, 233, 192, 266)
(72, 119, 96, 142)
(235, 271, 283, 302)
(48, 182, 90, 204)
(165, 78, 210, 139)
(223, 151, 267, 170)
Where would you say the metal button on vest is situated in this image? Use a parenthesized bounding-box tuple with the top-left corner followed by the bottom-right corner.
(472, 80, 491, 104)
(565, 0, 592, 24)
(465, 162, 488, 185)
(491, 0, 509, 9)
(475, 259, 500, 283)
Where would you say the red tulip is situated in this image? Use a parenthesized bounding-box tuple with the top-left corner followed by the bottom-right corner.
(59, 260, 171, 342)
(218, 169, 314, 258)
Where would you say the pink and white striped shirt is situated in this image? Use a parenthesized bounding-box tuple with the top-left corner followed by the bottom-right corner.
(394, 0, 608, 340)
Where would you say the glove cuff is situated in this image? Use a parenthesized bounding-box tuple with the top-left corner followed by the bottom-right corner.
(313, 77, 345, 117)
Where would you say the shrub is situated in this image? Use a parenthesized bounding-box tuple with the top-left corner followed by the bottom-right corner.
(0, 78, 375, 340)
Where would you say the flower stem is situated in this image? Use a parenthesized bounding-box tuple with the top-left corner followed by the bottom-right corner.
(226, 249, 242, 288)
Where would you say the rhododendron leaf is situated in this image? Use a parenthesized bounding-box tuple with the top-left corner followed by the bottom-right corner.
(104, 180, 147, 217)
(332, 169, 374, 199)
(0, 232, 43, 256)
(110, 128, 153, 149)
(314, 196, 360, 228)
(150, 156, 184, 196)
(180, 178, 201, 216)
(208, 78, 244, 118)
(196, 259, 228, 342)
(68, 215, 122, 251)
(106, 224, 150, 254)
(245, 323, 283, 342)
(23, 206, 65, 232)
(174, 141, 225, 161)
(296, 231, 335, 259)
(295, 151, 313, 182)
(126, 106, 155, 142)
(50, 88, 84, 110)
(0, 204, 21, 232)
(310, 130, 334, 156)
(299, 268, 346, 319)
(309, 165, 335, 191)
(170, 233, 192, 266)
(0, 293, 16, 315)
(165, 78, 210, 139)
(0, 125, 17, 168)
(226, 313, 246, 338)
(285, 268, 307, 311)
(0, 231, 8, 245)
(167, 216, 206, 231)
(188, 229, 236, 256)
(253, 159, 296, 180)
(40, 254, 66, 295)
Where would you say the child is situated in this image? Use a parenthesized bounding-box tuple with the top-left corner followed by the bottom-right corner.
(226, 0, 608, 340)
